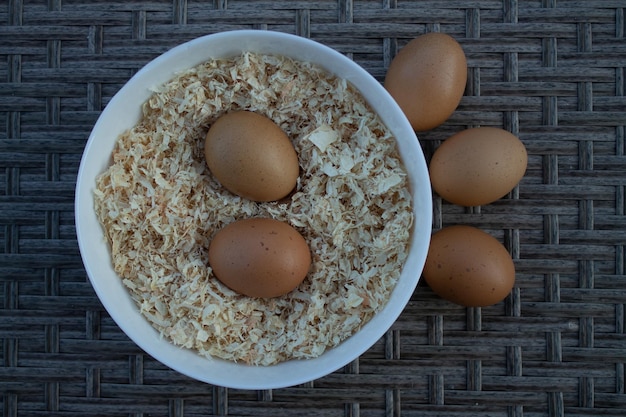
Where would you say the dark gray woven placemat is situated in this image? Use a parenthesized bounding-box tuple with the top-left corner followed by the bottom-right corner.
(2, 1, 625, 416)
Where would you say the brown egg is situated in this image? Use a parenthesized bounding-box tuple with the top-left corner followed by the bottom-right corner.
(208, 218, 311, 298)
(384, 32, 467, 131)
(204, 111, 299, 202)
(429, 127, 528, 207)
(423, 225, 515, 307)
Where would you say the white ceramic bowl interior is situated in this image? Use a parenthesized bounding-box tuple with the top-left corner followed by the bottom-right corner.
(75, 30, 432, 390)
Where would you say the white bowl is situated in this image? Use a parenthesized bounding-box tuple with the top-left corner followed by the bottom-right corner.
(75, 30, 432, 390)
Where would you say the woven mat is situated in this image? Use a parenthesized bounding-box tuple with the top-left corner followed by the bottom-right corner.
(2, 1, 626, 416)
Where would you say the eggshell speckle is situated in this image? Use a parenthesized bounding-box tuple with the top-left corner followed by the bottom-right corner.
(423, 225, 515, 307)
(429, 127, 528, 207)
(208, 218, 311, 298)
(384, 32, 467, 132)
(204, 111, 299, 202)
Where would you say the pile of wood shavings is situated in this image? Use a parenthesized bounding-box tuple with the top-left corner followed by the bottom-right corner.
(94, 52, 414, 365)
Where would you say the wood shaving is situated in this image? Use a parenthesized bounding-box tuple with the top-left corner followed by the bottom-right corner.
(94, 52, 414, 365)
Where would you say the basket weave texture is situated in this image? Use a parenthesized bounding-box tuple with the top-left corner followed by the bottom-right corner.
(1, 1, 626, 416)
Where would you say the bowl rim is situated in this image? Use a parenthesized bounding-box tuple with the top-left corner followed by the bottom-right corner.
(75, 29, 432, 389)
